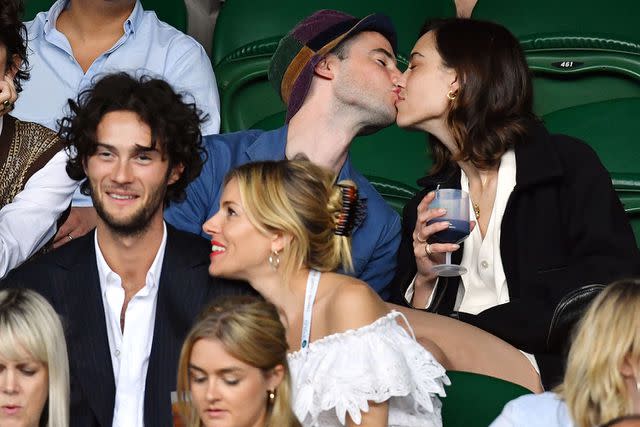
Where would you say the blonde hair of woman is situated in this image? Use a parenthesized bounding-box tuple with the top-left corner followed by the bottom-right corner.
(224, 158, 356, 282)
(558, 278, 640, 427)
(177, 296, 301, 427)
(0, 288, 70, 427)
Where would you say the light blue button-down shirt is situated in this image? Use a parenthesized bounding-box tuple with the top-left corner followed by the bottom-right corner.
(164, 126, 402, 297)
(13, 0, 220, 135)
(490, 392, 574, 427)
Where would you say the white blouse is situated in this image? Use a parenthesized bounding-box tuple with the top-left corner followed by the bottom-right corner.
(288, 311, 449, 427)
(458, 149, 516, 314)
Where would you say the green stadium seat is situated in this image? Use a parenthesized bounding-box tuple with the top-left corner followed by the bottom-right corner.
(441, 371, 531, 427)
(22, 0, 188, 33)
(472, 0, 640, 116)
(524, 41, 640, 116)
(543, 98, 640, 245)
(471, 0, 639, 45)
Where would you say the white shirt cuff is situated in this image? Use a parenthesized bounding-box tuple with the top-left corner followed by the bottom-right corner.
(404, 275, 439, 309)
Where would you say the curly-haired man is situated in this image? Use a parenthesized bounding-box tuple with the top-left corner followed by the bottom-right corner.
(2, 72, 248, 427)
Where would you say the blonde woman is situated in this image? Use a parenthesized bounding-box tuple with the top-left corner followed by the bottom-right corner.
(201, 159, 448, 427)
(0, 288, 70, 427)
(491, 278, 640, 427)
(177, 296, 300, 427)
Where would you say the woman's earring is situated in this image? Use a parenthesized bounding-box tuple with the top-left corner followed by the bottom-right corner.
(268, 250, 280, 270)
(268, 389, 276, 404)
(447, 90, 458, 101)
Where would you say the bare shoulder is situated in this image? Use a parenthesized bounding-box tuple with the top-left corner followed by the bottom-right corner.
(321, 272, 389, 333)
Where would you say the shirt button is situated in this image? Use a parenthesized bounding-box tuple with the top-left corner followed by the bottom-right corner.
(480, 260, 489, 269)
(115, 349, 121, 357)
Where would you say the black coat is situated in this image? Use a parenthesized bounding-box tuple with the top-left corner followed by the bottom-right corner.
(390, 123, 640, 381)
(1, 225, 253, 427)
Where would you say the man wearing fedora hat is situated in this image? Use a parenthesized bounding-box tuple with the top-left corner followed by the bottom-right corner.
(165, 9, 403, 297)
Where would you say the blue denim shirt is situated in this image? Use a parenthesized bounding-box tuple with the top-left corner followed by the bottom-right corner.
(165, 126, 401, 297)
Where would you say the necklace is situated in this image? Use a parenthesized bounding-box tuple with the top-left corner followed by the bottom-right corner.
(472, 202, 480, 219)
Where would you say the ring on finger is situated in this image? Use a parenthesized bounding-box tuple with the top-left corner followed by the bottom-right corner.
(415, 234, 427, 243)
(67, 233, 73, 242)
(1, 99, 11, 110)
(424, 243, 433, 257)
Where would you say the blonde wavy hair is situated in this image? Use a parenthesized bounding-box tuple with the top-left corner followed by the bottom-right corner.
(224, 159, 355, 284)
(0, 288, 70, 427)
(177, 296, 301, 427)
(557, 278, 640, 427)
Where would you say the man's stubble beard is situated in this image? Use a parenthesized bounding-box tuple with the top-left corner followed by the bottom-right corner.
(90, 177, 169, 238)
(333, 74, 397, 136)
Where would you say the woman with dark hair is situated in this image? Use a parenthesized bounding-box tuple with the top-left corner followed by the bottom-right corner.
(0, 0, 78, 277)
(391, 18, 640, 387)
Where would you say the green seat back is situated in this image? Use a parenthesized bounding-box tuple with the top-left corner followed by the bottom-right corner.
(543, 98, 640, 246)
(472, 0, 640, 117)
(23, 0, 188, 33)
(212, 0, 455, 66)
(471, 0, 639, 44)
(366, 176, 418, 215)
(526, 48, 640, 117)
(441, 371, 531, 427)
(250, 111, 428, 191)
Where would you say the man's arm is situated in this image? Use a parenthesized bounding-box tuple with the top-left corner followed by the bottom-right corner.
(0, 150, 78, 278)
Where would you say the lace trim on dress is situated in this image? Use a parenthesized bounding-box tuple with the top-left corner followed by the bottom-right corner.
(288, 311, 449, 426)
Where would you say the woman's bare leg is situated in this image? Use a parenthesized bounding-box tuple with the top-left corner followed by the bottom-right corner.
(389, 303, 543, 393)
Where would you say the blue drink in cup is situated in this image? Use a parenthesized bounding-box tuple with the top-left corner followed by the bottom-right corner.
(427, 189, 471, 276)
(428, 218, 471, 244)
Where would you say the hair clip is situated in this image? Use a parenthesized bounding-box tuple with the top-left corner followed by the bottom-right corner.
(334, 184, 366, 237)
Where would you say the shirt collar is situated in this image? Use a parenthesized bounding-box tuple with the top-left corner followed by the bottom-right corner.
(125, 1, 144, 34)
(43, 0, 142, 35)
(245, 125, 364, 198)
(43, 0, 66, 35)
(245, 125, 288, 161)
(95, 222, 168, 292)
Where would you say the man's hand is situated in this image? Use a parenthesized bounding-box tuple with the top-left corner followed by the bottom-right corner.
(0, 74, 18, 117)
(53, 207, 98, 248)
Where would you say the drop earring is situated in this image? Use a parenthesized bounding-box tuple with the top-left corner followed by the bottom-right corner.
(268, 250, 280, 270)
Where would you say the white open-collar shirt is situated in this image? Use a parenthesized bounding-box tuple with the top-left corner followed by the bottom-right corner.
(95, 222, 167, 426)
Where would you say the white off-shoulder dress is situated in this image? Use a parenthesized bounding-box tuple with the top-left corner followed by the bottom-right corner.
(287, 270, 449, 426)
